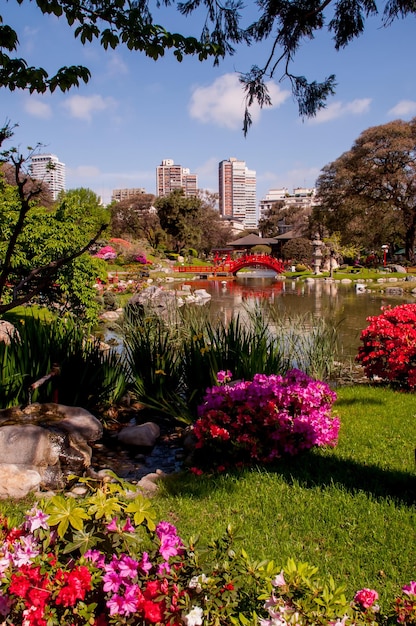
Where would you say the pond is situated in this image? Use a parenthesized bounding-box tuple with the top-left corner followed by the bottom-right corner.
(174, 272, 416, 360)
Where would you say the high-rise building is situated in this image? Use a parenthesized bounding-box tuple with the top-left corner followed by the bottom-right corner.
(156, 159, 198, 197)
(30, 153, 66, 200)
(218, 157, 257, 229)
(111, 188, 147, 203)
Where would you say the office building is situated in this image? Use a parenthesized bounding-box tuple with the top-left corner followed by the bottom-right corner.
(156, 159, 198, 197)
(30, 153, 65, 200)
(218, 157, 257, 229)
(111, 188, 147, 203)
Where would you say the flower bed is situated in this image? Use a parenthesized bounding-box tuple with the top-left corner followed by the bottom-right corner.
(0, 481, 414, 625)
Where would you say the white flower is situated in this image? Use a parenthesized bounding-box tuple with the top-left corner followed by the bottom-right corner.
(189, 574, 209, 592)
(184, 605, 204, 626)
(272, 570, 286, 587)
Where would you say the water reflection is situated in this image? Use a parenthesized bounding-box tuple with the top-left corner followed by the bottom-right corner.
(176, 273, 415, 359)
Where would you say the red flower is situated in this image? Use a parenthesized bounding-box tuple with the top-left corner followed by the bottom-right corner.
(142, 599, 164, 623)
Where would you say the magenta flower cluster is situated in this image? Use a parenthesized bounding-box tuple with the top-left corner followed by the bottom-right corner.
(192, 369, 340, 472)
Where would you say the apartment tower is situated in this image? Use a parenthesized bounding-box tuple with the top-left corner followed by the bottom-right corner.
(30, 153, 66, 200)
(218, 157, 257, 229)
(156, 159, 198, 197)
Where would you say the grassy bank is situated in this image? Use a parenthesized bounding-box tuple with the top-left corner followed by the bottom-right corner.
(154, 384, 416, 606)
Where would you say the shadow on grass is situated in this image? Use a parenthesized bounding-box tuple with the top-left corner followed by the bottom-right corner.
(163, 451, 416, 507)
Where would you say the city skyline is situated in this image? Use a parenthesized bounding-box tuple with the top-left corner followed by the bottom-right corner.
(1, 3, 416, 207)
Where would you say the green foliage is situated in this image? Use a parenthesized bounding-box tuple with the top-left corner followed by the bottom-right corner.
(1, 1, 223, 94)
(251, 244, 272, 255)
(0, 157, 108, 320)
(122, 305, 339, 423)
(316, 119, 416, 261)
(0, 314, 127, 410)
(282, 238, 313, 264)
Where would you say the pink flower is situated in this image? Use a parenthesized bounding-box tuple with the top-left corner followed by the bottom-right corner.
(138, 551, 152, 574)
(122, 518, 135, 533)
(24, 508, 49, 533)
(106, 518, 119, 532)
(217, 370, 232, 384)
(118, 555, 138, 579)
(272, 570, 286, 587)
(403, 581, 416, 597)
(354, 588, 379, 609)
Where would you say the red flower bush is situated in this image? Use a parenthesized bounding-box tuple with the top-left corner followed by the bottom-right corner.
(356, 303, 416, 388)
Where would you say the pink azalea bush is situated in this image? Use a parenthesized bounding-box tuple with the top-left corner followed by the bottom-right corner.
(95, 246, 117, 261)
(356, 303, 416, 388)
(192, 369, 340, 472)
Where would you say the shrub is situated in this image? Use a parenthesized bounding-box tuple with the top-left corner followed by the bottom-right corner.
(103, 290, 118, 311)
(356, 303, 416, 388)
(192, 369, 340, 472)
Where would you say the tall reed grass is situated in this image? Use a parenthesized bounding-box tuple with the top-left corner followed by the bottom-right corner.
(0, 315, 127, 410)
(122, 303, 340, 423)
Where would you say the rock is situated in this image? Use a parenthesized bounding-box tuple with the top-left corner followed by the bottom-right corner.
(387, 264, 407, 273)
(117, 422, 160, 448)
(0, 403, 103, 494)
(100, 310, 123, 322)
(0, 321, 18, 345)
(385, 287, 404, 295)
(0, 464, 41, 499)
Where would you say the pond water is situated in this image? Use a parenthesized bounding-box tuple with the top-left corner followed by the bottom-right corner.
(174, 272, 415, 360)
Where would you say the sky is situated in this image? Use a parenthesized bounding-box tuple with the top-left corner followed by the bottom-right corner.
(1, 2, 416, 208)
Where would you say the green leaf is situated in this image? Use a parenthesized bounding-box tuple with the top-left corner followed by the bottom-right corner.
(43, 495, 89, 538)
(125, 494, 157, 531)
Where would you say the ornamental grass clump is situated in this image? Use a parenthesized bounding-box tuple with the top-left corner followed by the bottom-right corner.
(192, 369, 340, 473)
(356, 303, 416, 388)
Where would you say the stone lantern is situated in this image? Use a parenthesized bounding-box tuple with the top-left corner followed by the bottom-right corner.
(312, 233, 324, 275)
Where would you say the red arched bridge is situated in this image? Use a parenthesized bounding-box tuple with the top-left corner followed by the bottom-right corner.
(174, 254, 286, 276)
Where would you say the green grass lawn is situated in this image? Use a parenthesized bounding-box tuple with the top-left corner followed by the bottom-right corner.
(154, 384, 416, 607)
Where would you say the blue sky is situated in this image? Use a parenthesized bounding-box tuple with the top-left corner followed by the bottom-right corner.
(1, 2, 416, 207)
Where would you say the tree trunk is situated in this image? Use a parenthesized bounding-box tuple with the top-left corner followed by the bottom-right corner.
(405, 215, 416, 263)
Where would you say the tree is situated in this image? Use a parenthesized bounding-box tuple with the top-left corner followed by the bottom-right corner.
(2, 0, 415, 127)
(194, 191, 232, 255)
(281, 238, 313, 264)
(155, 189, 204, 254)
(258, 201, 285, 237)
(0, 129, 109, 319)
(315, 118, 416, 261)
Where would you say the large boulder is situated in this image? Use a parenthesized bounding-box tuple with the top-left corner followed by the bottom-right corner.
(0, 403, 103, 497)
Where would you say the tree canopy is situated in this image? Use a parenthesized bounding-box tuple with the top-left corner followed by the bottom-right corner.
(315, 118, 416, 261)
(155, 189, 231, 255)
(0, 130, 109, 319)
(2, 0, 415, 128)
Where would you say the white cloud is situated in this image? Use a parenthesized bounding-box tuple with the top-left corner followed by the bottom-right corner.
(189, 73, 290, 130)
(308, 98, 372, 124)
(388, 100, 416, 117)
(106, 54, 129, 77)
(24, 98, 52, 119)
(61, 94, 117, 121)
